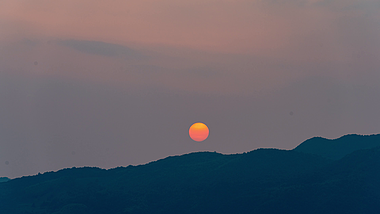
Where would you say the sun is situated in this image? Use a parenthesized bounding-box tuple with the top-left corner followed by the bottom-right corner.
(189, 122, 209, 142)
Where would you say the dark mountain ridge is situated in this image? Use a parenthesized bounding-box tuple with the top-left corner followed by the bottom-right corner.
(1, 134, 380, 213)
(294, 133, 380, 159)
(0, 177, 10, 183)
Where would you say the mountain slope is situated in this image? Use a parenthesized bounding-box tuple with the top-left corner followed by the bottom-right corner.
(1, 134, 380, 213)
(0, 177, 10, 183)
(0, 149, 331, 214)
(293, 134, 380, 160)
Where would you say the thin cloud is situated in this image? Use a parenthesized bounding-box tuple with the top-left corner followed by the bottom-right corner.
(57, 39, 144, 58)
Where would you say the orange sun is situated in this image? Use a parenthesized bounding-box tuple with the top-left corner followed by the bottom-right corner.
(189, 122, 209, 142)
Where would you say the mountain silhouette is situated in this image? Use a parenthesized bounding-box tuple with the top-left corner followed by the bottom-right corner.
(293, 134, 380, 159)
(0, 177, 10, 183)
(1, 134, 380, 213)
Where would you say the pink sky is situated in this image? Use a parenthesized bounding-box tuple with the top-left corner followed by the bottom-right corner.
(2, 0, 380, 94)
(2, 0, 378, 52)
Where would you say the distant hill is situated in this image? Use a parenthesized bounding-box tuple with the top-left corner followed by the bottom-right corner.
(293, 134, 380, 160)
(1, 134, 380, 213)
(0, 177, 10, 183)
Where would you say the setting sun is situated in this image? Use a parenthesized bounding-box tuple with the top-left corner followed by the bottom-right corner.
(189, 122, 209, 142)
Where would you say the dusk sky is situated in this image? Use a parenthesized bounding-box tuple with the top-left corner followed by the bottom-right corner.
(1, 0, 380, 178)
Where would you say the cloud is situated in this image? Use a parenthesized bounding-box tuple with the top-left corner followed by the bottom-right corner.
(57, 39, 144, 58)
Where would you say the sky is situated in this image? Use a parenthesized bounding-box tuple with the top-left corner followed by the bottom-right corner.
(1, 0, 380, 178)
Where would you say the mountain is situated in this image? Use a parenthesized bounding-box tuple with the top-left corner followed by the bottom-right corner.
(0, 177, 10, 183)
(1, 134, 380, 213)
(293, 134, 380, 160)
